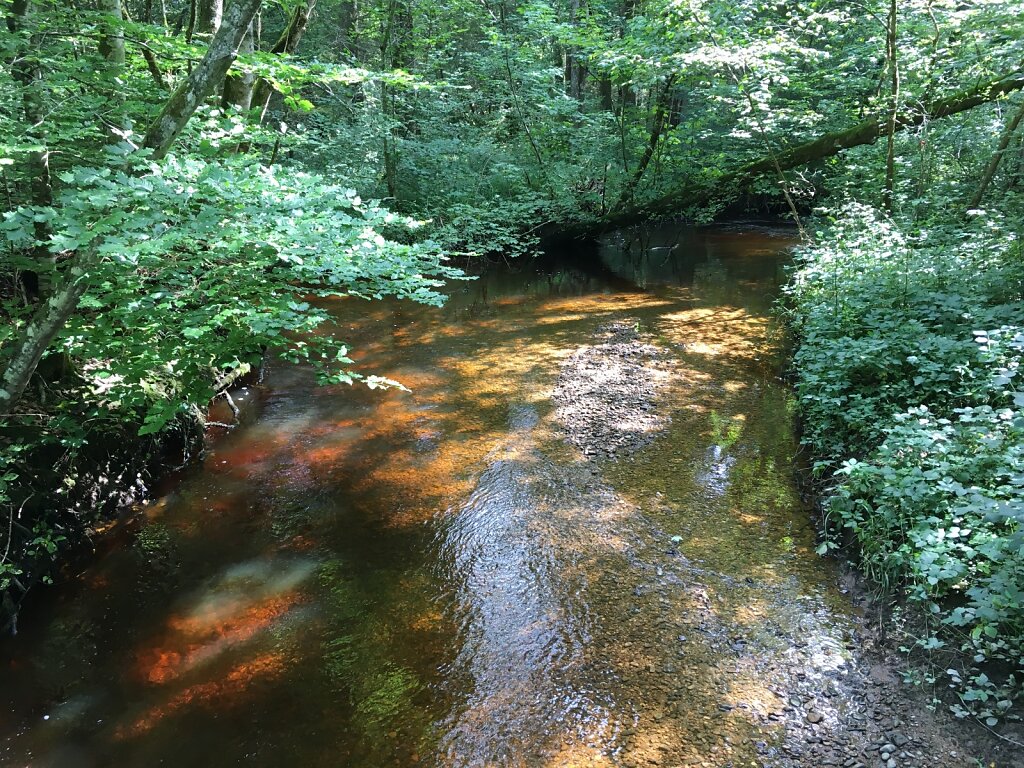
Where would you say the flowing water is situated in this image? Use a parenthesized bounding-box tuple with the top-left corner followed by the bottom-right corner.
(0, 224, 864, 767)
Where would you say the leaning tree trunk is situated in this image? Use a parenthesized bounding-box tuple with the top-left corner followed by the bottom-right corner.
(1, 0, 265, 418)
(557, 70, 1024, 239)
(967, 97, 1024, 211)
(143, 0, 263, 158)
(0, 257, 94, 417)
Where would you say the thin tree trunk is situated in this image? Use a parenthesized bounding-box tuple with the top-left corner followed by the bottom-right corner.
(563, 0, 584, 101)
(140, 44, 167, 88)
(380, 0, 409, 199)
(7, 0, 54, 300)
(883, 0, 899, 213)
(186, 0, 198, 41)
(612, 75, 675, 211)
(967, 98, 1024, 210)
(143, 0, 263, 159)
(598, 75, 613, 111)
(98, 0, 129, 141)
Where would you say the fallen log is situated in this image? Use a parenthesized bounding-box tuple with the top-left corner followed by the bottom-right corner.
(555, 69, 1024, 240)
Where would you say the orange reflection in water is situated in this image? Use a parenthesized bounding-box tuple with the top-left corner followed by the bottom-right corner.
(136, 591, 302, 685)
(119, 652, 287, 738)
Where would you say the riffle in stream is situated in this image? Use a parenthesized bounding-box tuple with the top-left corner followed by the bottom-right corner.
(0, 225, 971, 767)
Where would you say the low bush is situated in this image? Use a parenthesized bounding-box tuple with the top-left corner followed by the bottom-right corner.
(785, 203, 1024, 723)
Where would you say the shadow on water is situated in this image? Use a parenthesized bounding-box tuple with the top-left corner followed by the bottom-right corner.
(0, 222, 859, 768)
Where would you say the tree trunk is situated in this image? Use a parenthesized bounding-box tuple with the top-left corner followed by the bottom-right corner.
(222, 20, 255, 110)
(200, 0, 223, 33)
(188, 0, 222, 40)
(612, 75, 675, 212)
(7, 0, 54, 301)
(599, 75, 613, 111)
(337, 0, 358, 57)
(883, 0, 899, 213)
(250, 0, 317, 120)
(98, 0, 129, 141)
(967, 97, 1024, 210)
(0, 0, 265, 418)
(562, 0, 586, 101)
(0, 259, 93, 418)
(380, 0, 411, 200)
(143, 0, 264, 159)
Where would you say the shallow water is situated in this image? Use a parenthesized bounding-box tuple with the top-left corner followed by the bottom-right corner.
(0, 224, 857, 767)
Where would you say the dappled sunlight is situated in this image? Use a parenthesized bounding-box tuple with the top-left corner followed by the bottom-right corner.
(3, 227, 867, 768)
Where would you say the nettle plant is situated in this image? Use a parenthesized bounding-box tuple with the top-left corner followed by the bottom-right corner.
(830, 329, 1024, 724)
(787, 205, 1024, 721)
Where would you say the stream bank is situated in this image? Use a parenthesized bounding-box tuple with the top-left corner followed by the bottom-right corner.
(1, 223, 1020, 767)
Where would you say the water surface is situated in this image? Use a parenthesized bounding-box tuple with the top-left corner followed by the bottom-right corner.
(0, 224, 856, 767)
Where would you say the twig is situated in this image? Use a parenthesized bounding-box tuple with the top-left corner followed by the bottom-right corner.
(221, 389, 240, 420)
(1, 495, 32, 567)
(974, 716, 1024, 749)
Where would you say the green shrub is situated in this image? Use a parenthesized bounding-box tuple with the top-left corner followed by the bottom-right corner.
(785, 204, 1024, 722)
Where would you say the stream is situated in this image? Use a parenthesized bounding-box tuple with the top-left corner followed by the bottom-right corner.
(0, 225, 977, 767)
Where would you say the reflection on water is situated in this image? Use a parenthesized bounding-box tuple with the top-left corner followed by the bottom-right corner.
(435, 404, 621, 765)
(0, 223, 862, 768)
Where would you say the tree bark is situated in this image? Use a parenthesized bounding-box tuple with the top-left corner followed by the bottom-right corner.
(250, 0, 317, 121)
(222, 20, 255, 110)
(380, 0, 411, 200)
(967, 97, 1024, 210)
(7, 0, 54, 300)
(883, 0, 899, 213)
(140, 44, 167, 89)
(0, 259, 93, 418)
(143, 0, 263, 159)
(611, 76, 675, 212)
(598, 75, 613, 111)
(200, 0, 223, 33)
(563, 0, 585, 101)
(98, 0, 129, 141)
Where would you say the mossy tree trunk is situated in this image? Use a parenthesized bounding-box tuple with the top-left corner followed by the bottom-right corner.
(143, 0, 264, 159)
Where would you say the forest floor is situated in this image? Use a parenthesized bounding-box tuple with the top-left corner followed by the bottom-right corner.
(545, 319, 1024, 768)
